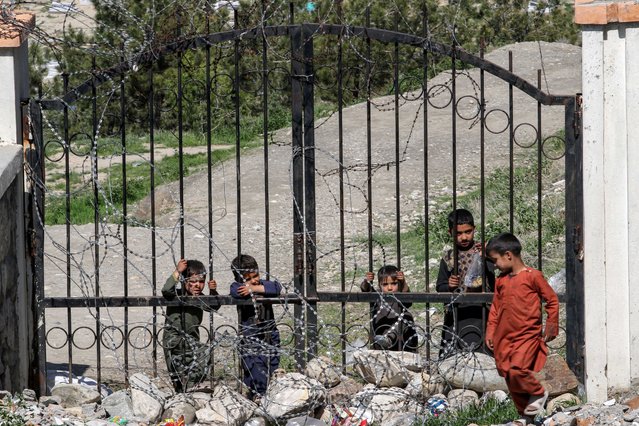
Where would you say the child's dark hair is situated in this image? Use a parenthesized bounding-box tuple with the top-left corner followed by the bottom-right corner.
(447, 208, 475, 230)
(377, 265, 399, 283)
(486, 232, 522, 256)
(231, 254, 259, 282)
(181, 260, 206, 280)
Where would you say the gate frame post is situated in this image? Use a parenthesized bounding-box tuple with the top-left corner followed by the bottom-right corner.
(564, 95, 585, 384)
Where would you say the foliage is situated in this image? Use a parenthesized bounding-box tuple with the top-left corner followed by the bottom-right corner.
(0, 396, 26, 426)
(415, 397, 520, 425)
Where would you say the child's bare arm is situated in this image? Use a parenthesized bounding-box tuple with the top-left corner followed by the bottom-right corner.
(436, 258, 460, 291)
(173, 258, 187, 280)
(163, 259, 187, 298)
(236, 283, 264, 296)
(447, 275, 460, 290)
(397, 271, 410, 292)
(236, 280, 281, 297)
(361, 272, 375, 291)
(208, 279, 218, 295)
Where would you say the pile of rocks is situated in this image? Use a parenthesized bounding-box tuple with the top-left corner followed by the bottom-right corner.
(1, 350, 635, 425)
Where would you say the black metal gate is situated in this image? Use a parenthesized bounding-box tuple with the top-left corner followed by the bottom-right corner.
(25, 11, 584, 396)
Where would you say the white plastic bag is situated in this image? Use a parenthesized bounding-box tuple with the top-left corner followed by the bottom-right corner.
(463, 252, 484, 289)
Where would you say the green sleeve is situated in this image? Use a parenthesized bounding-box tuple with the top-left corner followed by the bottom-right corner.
(162, 274, 179, 298)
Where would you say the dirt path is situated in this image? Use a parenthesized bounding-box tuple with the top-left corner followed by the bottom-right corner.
(45, 145, 232, 190)
(42, 41, 581, 383)
(20, 0, 96, 38)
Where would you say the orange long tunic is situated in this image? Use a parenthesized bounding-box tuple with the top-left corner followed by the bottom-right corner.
(486, 268, 559, 377)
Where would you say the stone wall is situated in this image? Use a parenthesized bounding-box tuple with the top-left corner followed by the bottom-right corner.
(0, 145, 30, 392)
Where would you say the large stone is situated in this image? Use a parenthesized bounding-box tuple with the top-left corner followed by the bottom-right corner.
(191, 391, 213, 410)
(353, 350, 421, 387)
(46, 370, 112, 398)
(405, 372, 423, 399)
(421, 372, 446, 398)
(389, 351, 422, 372)
(447, 389, 479, 410)
(327, 376, 364, 405)
(130, 373, 168, 424)
(195, 384, 258, 425)
(101, 390, 134, 419)
(163, 394, 197, 424)
(22, 389, 37, 402)
(262, 372, 327, 419)
(39, 395, 62, 406)
(437, 352, 507, 392)
(386, 413, 425, 426)
(405, 371, 445, 399)
(547, 393, 581, 413)
(65, 406, 85, 417)
(82, 402, 107, 419)
(51, 383, 101, 408)
(482, 389, 508, 403)
(350, 387, 418, 424)
(304, 356, 341, 388)
(535, 355, 579, 397)
(285, 415, 327, 425)
(85, 421, 112, 426)
(244, 417, 268, 426)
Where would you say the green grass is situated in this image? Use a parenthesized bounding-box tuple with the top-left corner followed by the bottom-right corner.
(44, 133, 151, 158)
(45, 148, 242, 225)
(0, 395, 26, 426)
(415, 397, 520, 426)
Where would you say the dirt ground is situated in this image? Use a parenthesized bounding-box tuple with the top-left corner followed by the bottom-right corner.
(41, 41, 582, 387)
(17, 0, 96, 37)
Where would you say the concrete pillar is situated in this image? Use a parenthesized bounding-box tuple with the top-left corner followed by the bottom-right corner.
(576, 0, 639, 402)
(0, 10, 35, 393)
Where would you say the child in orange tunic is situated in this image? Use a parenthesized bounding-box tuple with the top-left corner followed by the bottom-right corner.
(485, 232, 559, 419)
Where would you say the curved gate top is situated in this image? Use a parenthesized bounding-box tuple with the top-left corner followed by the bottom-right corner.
(27, 15, 583, 396)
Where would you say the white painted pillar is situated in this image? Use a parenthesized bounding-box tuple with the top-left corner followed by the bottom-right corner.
(576, 0, 639, 402)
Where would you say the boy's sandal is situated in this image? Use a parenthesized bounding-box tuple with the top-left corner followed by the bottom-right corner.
(524, 390, 549, 416)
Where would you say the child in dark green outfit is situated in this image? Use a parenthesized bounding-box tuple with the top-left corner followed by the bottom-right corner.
(162, 258, 219, 392)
